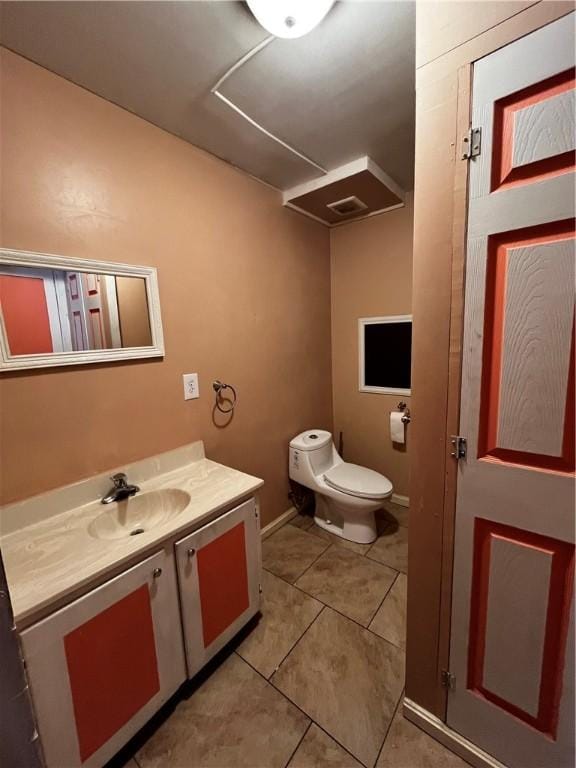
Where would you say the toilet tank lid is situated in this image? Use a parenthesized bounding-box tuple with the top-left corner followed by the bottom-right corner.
(290, 430, 332, 451)
(324, 463, 393, 499)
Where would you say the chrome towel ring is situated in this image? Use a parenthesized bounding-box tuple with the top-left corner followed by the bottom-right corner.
(213, 380, 237, 414)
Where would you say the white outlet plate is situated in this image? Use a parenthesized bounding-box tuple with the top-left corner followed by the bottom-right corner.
(183, 373, 199, 400)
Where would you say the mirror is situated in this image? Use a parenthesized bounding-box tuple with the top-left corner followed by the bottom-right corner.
(0, 249, 164, 371)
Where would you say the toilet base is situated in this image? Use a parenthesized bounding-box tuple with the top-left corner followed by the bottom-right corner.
(314, 494, 379, 545)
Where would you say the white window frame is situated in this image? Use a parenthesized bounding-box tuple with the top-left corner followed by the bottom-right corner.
(358, 314, 412, 396)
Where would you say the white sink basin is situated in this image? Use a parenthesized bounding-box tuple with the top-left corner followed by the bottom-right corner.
(88, 489, 191, 540)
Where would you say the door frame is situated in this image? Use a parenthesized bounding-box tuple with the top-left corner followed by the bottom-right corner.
(406, 1, 576, 724)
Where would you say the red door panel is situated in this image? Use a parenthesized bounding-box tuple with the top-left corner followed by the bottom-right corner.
(492, 67, 576, 191)
(478, 220, 575, 473)
(0, 274, 53, 354)
(467, 519, 574, 738)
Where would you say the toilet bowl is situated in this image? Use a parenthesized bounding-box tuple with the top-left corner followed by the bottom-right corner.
(289, 429, 393, 544)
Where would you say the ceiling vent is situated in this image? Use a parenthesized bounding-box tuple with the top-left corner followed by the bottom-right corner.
(283, 156, 405, 227)
(326, 195, 368, 217)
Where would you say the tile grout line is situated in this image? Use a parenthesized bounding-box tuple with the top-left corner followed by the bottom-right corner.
(231, 613, 329, 748)
(365, 571, 400, 630)
(268, 604, 404, 768)
(265, 521, 331, 581)
(289, 513, 407, 568)
(246, 605, 372, 767)
(234, 593, 374, 763)
(262, 562, 405, 649)
(236, 629, 372, 768)
(289, 517, 315, 533)
(294, 547, 399, 629)
(237, 577, 323, 679)
(284, 533, 333, 582)
(266, 603, 329, 680)
(372, 687, 406, 768)
(313, 721, 371, 768)
(300, 521, 372, 557)
(282, 721, 312, 768)
(271, 520, 402, 591)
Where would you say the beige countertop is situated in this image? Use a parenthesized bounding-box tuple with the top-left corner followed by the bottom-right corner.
(1, 453, 263, 627)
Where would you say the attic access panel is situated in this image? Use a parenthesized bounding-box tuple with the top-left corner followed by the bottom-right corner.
(359, 315, 412, 395)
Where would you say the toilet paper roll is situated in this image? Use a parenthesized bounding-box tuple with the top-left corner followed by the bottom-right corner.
(390, 411, 405, 444)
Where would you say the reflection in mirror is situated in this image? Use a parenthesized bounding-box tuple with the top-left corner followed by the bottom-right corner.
(0, 267, 153, 355)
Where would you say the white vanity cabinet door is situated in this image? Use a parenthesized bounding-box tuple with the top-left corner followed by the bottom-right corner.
(21, 549, 186, 768)
(175, 497, 261, 677)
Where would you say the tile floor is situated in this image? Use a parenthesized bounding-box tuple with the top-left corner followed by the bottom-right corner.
(113, 502, 470, 768)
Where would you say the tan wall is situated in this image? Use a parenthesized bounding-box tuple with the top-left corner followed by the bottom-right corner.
(115, 276, 152, 348)
(330, 199, 413, 498)
(0, 50, 333, 525)
(407, 0, 575, 719)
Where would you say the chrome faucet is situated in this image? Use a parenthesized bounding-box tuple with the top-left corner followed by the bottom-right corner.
(101, 473, 140, 504)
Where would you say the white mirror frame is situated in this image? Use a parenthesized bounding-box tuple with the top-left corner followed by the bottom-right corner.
(358, 314, 412, 395)
(0, 248, 164, 372)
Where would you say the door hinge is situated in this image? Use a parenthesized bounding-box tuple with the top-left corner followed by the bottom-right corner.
(461, 127, 481, 160)
(441, 669, 456, 689)
(450, 435, 467, 460)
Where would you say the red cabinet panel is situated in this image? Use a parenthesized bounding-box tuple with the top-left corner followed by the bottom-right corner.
(64, 584, 160, 762)
(197, 522, 250, 648)
(176, 498, 261, 678)
(21, 550, 185, 768)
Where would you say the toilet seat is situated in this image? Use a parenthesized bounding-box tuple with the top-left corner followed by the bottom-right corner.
(323, 463, 392, 500)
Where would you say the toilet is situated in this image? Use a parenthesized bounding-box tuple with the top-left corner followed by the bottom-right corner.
(289, 429, 393, 544)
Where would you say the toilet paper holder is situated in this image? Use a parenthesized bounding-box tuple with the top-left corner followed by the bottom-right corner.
(397, 401, 411, 424)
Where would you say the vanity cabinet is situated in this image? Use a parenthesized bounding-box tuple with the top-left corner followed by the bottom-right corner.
(18, 496, 262, 767)
(20, 550, 186, 768)
(175, 497, 261, 677)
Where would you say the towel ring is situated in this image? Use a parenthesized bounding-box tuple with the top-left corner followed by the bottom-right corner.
(213, 380, 237, 414)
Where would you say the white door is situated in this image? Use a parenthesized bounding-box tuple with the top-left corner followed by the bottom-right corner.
(65, 271, 90, 350)
(448, 14, 575, 768)
(82, 272, 107, 349)
(175, 498, 261, 678)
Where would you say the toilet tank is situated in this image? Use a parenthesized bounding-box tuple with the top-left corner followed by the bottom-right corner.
(289, 430, 335, 486)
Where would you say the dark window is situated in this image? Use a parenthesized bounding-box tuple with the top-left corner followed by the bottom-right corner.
(362, 320, 412, 390)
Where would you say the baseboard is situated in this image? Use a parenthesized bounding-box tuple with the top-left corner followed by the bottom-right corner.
(260, 506, 297, 540)
(391, 493, 409, 507)
(403, 698, 507, 768)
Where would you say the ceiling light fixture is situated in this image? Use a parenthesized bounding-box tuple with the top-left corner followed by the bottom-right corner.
(246, 0, 334, 39)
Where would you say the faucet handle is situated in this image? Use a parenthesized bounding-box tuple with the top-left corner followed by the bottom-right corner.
(110, 472, 128, 487)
